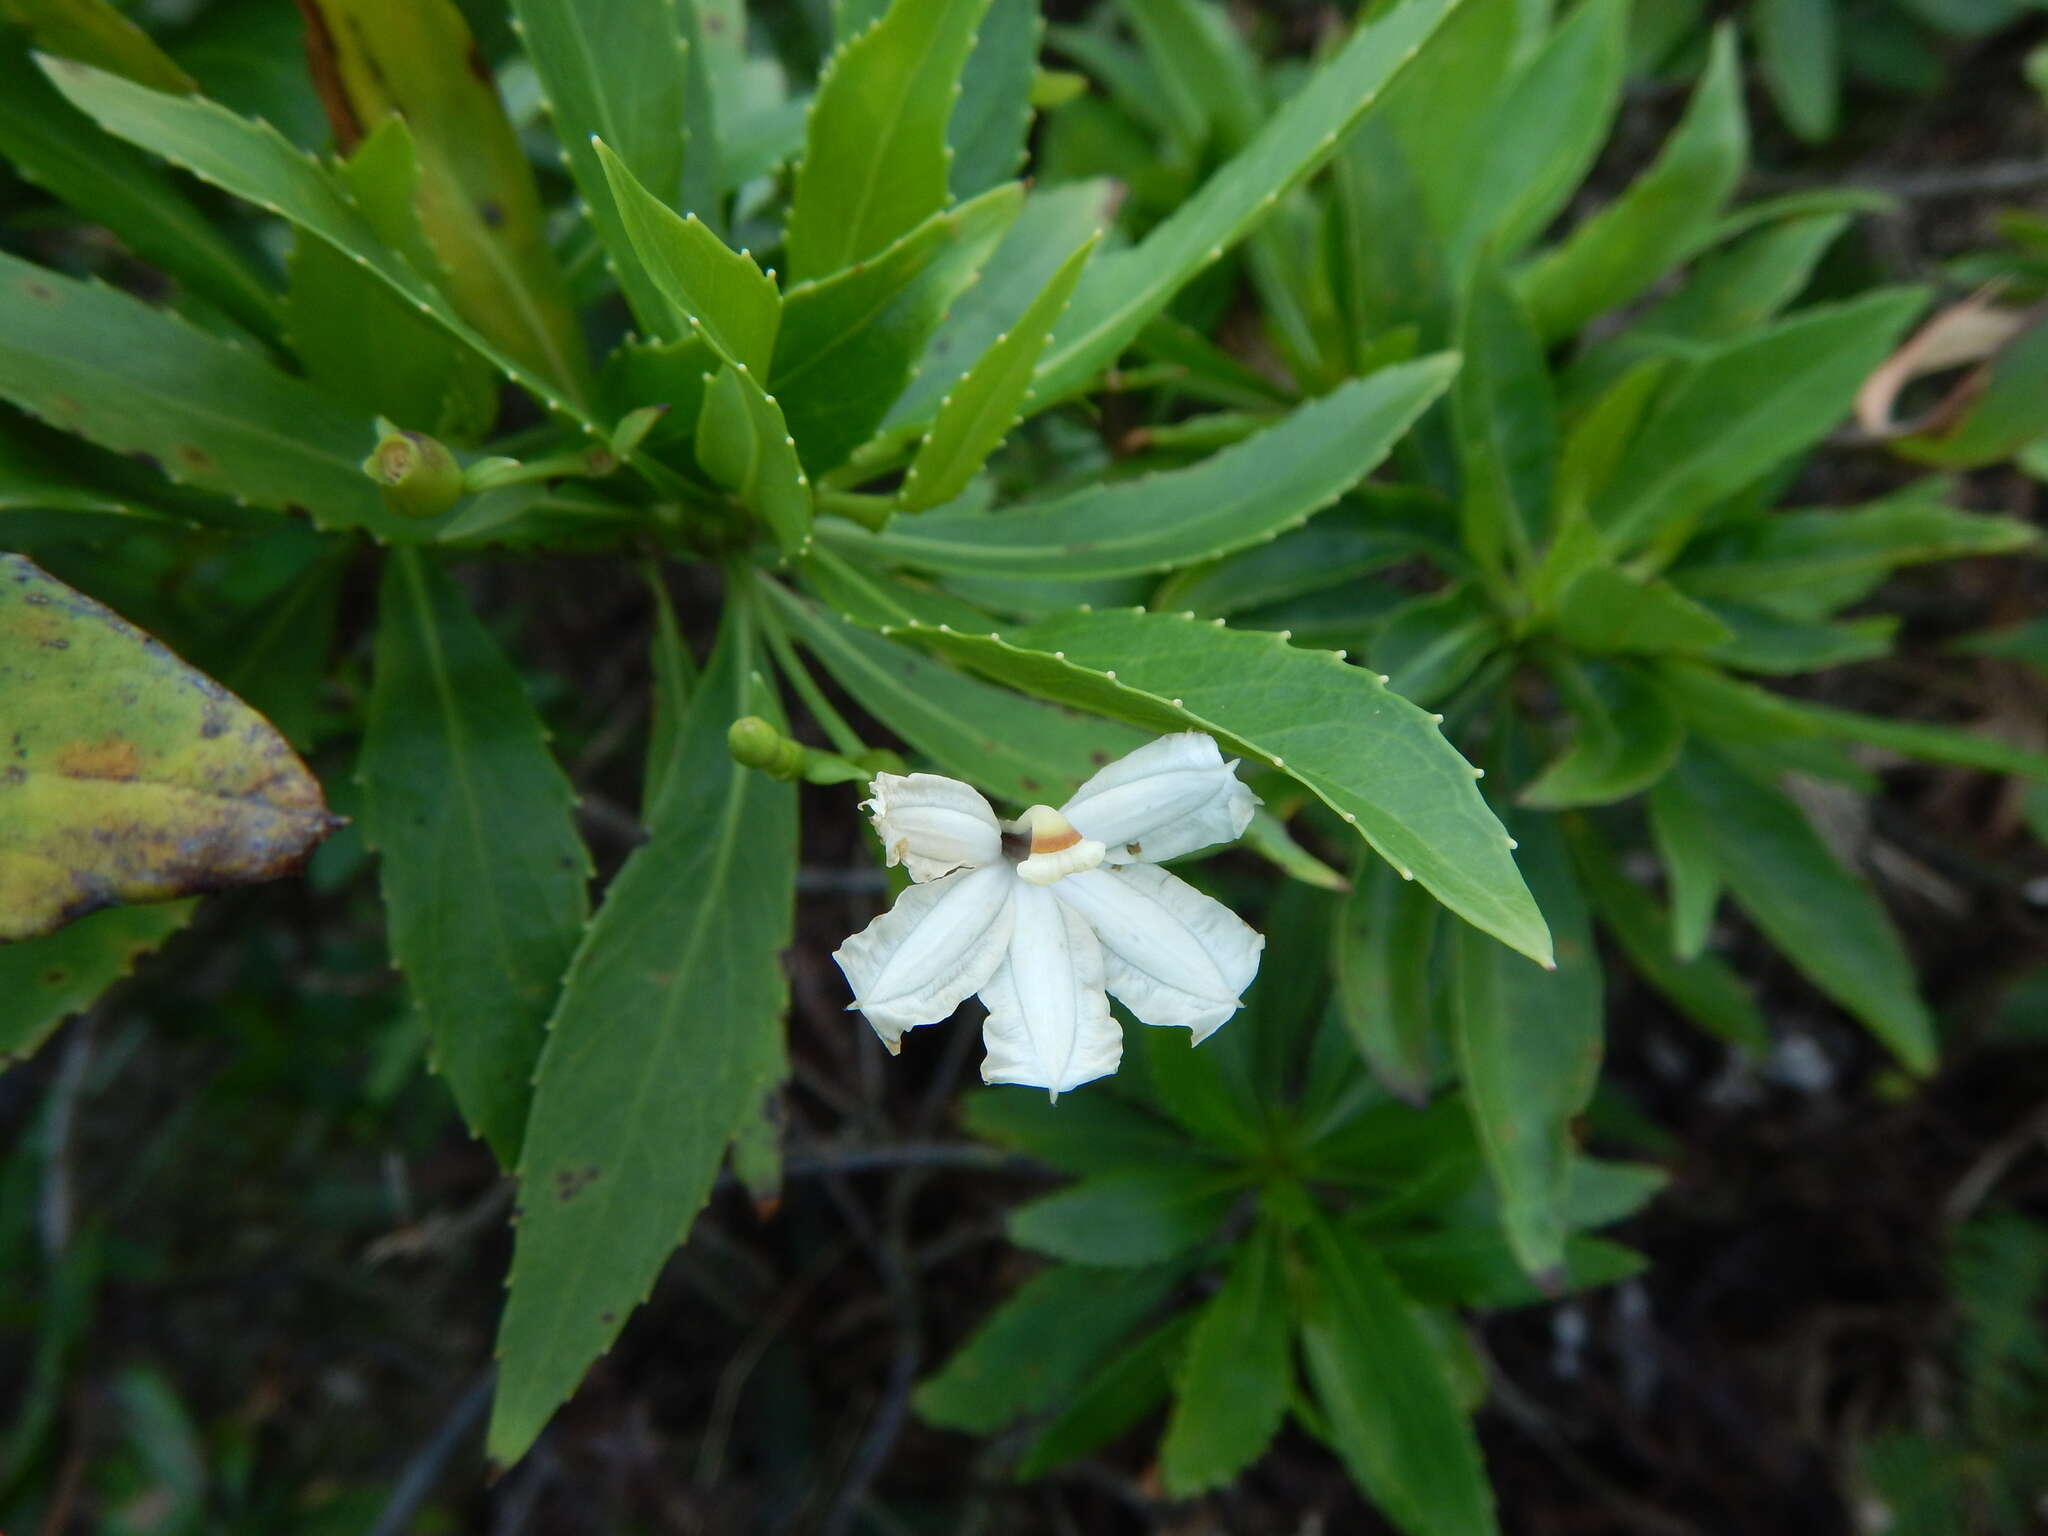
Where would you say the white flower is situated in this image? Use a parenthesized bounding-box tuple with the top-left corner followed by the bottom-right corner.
(833, 733, 1265, 1097)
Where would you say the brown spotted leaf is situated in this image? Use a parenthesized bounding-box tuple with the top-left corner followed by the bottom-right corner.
(0, 555, 339, 941)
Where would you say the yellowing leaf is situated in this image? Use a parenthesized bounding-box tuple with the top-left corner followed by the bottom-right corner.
(0, 556, 337, 941)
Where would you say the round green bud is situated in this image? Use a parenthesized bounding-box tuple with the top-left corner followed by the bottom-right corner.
(727, 716, 804, 779)
(362, 423, 465, 519)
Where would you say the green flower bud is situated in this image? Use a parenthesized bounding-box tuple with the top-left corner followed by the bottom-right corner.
(362, 421, 465, 519)
(728, 716, 805, 779)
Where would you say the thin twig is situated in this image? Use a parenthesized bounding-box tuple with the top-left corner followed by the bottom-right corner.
(1944, 1094, 2048, 1227)
(368, 1368, 495, 1536)
(39, 1020, 94, 1260)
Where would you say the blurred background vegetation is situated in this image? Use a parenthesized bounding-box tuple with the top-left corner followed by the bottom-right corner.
(3, 0, 2048, 1530)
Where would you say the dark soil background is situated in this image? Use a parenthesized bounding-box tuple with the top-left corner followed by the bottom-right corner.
(4, 8, 2048, 1535)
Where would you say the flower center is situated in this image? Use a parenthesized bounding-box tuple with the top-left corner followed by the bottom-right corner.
(1007, 805, 1105, 886)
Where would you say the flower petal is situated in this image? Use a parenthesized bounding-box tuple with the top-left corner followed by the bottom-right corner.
(1060, 732, 1257, 865)
(866, 771, 1002, 882)
(1051, 863, 1263, 1041)
(979, 882, 1121, 1095)
(834, 862, 1016, 1046)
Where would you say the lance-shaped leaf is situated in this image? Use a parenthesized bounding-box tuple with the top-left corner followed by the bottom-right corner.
(1671, 495, 2036, 600)
(1033, 0, 1462, 402)
(893, 608, 1554, 966)
(0, 252, 428, 539)
(296, 0, 589, 397)
(286, 119, 496, 442)
(1520, 658, 1685, 809)
(696, 363, 812, 554)
(0, 903, 195, 1064)
(1520, 28, 1747, 343)
(898, 231, 1098, 511)
(1333, 854, 1440, 1104)
(762, 575, 1147, 804)
(782, 0, 995, 280)
(0, 556, 338, 942)
(773, 183, 1022, 472)
(489, 607, 796, 1467)
(514, 0, 690, 334)
(856, 356, 1458, 575)
(0, 38, 278, 341)
(1451, 790, 1602, 1280)
(915, 1260, 1187, 1433)
(1016, 1315, 1195, 1478)
(596, 138, 780, 372)
(1453, 249, 1551, 574)
(1453, 0, 1626, 262)
(1007, 1168, 1243, 1267)
(4, 0, 194, 90)
(1159, 1225, 1291, 1495)
(1666, 742, 1933, 1072)
(358, 551, 592, 1166)
(39, 60, 607, 434)
(1564, 813, 1765, 1052)
(1593, 289, 1928, 552)
(1298, 1214, 1499, 1536)
(949, 0, 1039, 198)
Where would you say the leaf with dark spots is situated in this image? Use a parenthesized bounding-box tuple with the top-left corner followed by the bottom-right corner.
(0, 555, 339, 942)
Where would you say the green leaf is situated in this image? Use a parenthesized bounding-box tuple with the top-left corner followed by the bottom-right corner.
(696, 363, 813, 554)
(899, 231, 1098, 511)
(1379, 1230, 1644, 1308)
(1563, 813, 1766, 1052)
(40, 59, 600, 421)
(1755, 0, 1839, 141)
(1647, 772, 1723, 961)
(1673, 496, 2038, 601)
(888, 178, 1122, 429)
(1453, 248, 1551, 573)
(1333, 856, 1440, 1105)
(358, 551, 592, 1165)
(4, 0, 196, 91)
(774, 183, 1022, 471)
(860, 356, 1457, 574)
(762, 574, 1147, 804)
(1452, 785, 1601, 1278)
(950, 0, 1040, 198)
(1521, 658, 1685, 809)
(1702, 605, 1896, 675)
(1454, 0, 1627, 261)
(1008, 1166, 1242, 1266)
(1370, 583, 1504, 708)
(1159, 1226, 1290, 1494)
(489, 604, 796, 1466)
(1594, 289, 1928, 551)
(0, 37, 277, 341)
(1603, 210, 1851, 370)
(1154, 503, 1436, 618)
(1378, 0, 1517, 242)
(595, 138, 780, 372)
(963, 1084, 1200, 1174)
(0, 253, 433, 537)
(643, 570, 695, 815)
(1297, 1215, 1498, 1536)
(898, 608, 1554, 965)
(203, 545, 348, 753)
(915, 1260, 1187, 1432)
(782, 0, 995, 280)
(0, 555, 337, 941)
(1033, 0, 1464, 402)
(513, 0, 690, 334)
(0, 902, 194, 1064)
(1666, 742, 1934, 1072)
(292, 0, 588, 396)
(1520, 27, 1747, 343)
(1015, 1314, 1195, 1478)
(286, 119, 496, 442)
(1554, 359, 1670, 523)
